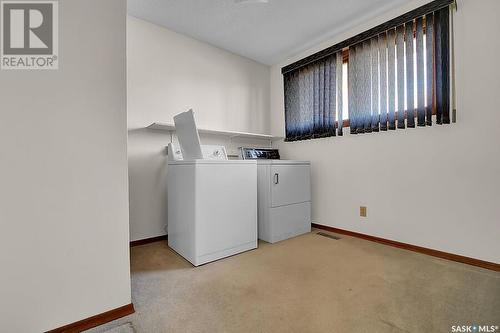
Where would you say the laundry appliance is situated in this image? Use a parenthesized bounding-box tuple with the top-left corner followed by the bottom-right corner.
(167, 111, 257, 266)
(240, 148, 311, 243)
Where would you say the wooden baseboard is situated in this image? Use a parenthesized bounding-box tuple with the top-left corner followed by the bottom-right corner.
(130, 235, 167, 247)
(312, 223, 499, 272)
(46, 303, 135, 333)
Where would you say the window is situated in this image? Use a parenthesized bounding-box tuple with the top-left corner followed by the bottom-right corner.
(282, 0, 455, 142)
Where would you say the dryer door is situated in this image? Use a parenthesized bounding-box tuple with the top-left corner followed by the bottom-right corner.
(271, 165, 310, 207)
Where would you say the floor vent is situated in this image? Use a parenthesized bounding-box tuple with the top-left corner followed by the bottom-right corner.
(317, 232, 341, 240)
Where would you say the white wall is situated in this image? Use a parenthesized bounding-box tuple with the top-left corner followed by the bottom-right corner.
(0, 1, 131, 331)
(127, 16, 271, 241)
(270, 0, 500, 264)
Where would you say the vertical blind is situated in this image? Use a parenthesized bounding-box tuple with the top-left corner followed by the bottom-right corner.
(282, 0, 454, 142)
(284, 52, 342, 140)
(348, 6, 450, 134)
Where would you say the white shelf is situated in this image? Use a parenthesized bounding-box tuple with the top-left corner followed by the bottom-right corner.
(147, 122, 283, 140)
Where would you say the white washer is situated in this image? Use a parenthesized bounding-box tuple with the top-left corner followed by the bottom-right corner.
(241, 148, 311, 243)
(167, 110, 257, 266)
(167, 158, 257, 266)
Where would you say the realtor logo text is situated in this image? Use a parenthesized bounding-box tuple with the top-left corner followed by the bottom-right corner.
(0, 0, 58, 69)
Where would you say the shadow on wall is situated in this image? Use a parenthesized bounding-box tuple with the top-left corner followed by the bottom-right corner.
(128, 128, 170, 242)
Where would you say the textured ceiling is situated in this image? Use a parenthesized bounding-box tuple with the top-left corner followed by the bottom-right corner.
(128, 0, 412, 65)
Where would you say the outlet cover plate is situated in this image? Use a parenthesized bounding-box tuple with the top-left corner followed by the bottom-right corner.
(360, 206, 367, 217)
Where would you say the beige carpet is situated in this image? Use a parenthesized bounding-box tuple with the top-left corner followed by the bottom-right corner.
(87, 230, 500, 333)
(102, 322, 135, 333)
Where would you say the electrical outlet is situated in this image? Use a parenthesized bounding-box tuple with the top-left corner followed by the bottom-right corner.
(360, 206, 367, 217)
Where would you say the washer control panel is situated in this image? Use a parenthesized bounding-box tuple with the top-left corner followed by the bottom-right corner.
(201, 145, 228, 160)
(168, 143, 227, 161)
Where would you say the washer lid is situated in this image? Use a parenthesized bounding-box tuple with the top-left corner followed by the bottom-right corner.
(174, 109, 203, 160)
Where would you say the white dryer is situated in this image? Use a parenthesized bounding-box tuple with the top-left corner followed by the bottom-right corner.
(241, 148, 311, 243)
